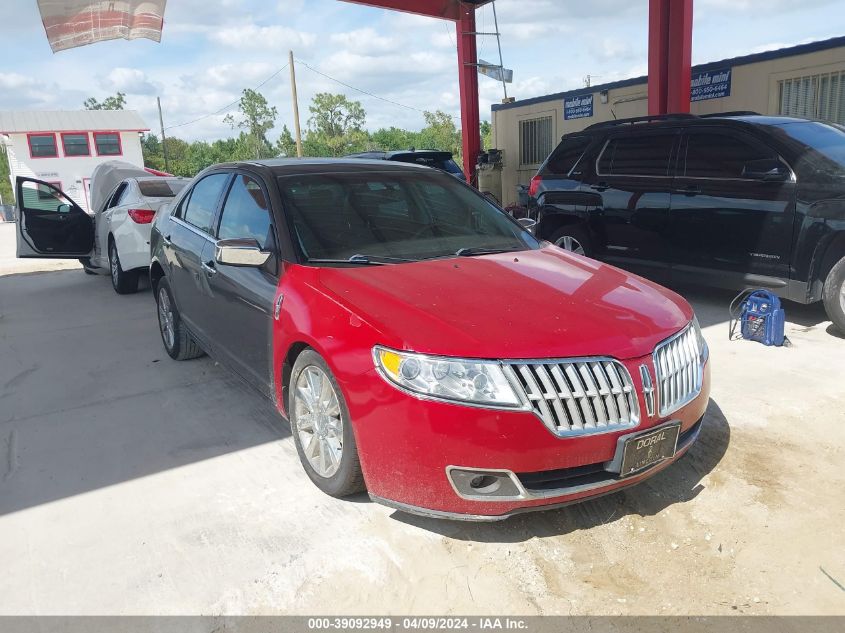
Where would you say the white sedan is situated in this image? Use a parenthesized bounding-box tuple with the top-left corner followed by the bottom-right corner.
(15, 161, 187, 294)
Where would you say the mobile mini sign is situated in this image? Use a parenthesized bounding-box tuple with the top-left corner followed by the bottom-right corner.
(564, 94, 594, 120)
(691, 68, 732, 102)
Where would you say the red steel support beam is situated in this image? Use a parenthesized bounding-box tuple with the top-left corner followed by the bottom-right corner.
(338, 0, 461, 20)
(648, 0, 693, 115)
(456, 6, 481, 184)
(647, 0, 670, 115)
(666, 0, 694, 114)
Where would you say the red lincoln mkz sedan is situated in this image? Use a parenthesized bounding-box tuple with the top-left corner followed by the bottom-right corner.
(144, 159, 710, 521)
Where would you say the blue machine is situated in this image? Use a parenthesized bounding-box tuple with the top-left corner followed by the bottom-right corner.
(730, 289, 786, 347)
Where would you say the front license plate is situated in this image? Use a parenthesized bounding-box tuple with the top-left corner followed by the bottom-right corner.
(619, 422, 681, 477)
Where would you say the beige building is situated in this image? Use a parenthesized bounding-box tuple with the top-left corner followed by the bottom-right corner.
(491, 36, 845, 207)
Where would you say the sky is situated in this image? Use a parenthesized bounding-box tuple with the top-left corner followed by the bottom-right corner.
(1, 0, 844, 144)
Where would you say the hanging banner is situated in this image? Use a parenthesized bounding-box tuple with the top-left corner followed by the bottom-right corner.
(564, 94, 594, 120)
(478, 59, 513, 84)
(37, 0, 167, 53)
(691, 68, 732, 102)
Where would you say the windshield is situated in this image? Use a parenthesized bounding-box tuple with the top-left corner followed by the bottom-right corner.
(391, 153, 465, 178)
(277, 170, 538, 264)
(774, 121, 845, 176)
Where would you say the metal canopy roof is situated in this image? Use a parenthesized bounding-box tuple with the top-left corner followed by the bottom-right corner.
(0, 109, 150, 135)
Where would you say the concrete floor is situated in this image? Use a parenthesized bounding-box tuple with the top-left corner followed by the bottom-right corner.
(1, 222, 843, 615)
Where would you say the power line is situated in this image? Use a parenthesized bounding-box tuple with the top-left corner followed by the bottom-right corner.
(293, 57, 428, 115)
(164, 63, 289, 131)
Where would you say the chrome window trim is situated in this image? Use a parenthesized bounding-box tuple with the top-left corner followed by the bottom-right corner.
(170, 215, 216, 241)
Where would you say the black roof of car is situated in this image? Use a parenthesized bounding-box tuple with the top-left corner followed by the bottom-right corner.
(202, 157, 437, 176)
(346, 149, 455, 159)
(576, 112, 816, 136)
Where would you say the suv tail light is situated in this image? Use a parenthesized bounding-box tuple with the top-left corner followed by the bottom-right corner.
(128, 208, 156, 224)
(528, 175, 543, 198)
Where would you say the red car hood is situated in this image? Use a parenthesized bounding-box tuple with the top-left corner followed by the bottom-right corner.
(317, 246, 692, 360)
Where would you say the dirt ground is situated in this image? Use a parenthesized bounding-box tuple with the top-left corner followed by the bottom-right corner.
(0, 222, 843, 615)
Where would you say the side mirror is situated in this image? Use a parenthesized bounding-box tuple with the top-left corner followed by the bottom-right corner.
(742, 159, 790, 182)
(518, 217, 537, 232)
(215, 238, 272, 267)
(57, 203, 72, 213)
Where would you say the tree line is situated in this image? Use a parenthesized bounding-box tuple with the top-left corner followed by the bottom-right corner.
(135, 89, 491, 178)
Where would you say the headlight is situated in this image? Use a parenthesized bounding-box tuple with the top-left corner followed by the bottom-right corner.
(373, 346, 523, 408)
(692, 315, 709, 362)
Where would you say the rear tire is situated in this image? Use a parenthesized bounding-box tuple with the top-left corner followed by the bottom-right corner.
(289, 349, 365, 498)
(109, 240, 140, 294)
(822, 255, 845, 335)
(550, 225, 591, 257)
(155, 277, 205, 361)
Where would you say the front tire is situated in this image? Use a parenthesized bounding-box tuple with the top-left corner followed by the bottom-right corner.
(822, 255, 845, 335)
(109, 240, 140, 294)
(155, 277, 205, 361)
(289, 349, 365, 498)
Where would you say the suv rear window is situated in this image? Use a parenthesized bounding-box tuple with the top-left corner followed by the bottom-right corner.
(544, 136, 590, 176)
(597, 134, 676, 177)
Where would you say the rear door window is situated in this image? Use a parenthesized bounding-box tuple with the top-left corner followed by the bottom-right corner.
(181, 173, 229, 234)
(544, 136, 591, 176)
(684, 131, 780, 179)
(597, 133, 677, 177)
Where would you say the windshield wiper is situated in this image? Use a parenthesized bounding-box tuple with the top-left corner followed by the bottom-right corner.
(454, 246, 523, 257)
(307, 254, 418, 266)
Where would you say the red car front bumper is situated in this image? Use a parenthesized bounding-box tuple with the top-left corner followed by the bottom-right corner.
(343, 357, 711, 520)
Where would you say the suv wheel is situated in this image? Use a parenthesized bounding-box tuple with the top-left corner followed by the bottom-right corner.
(155, 278, 205, 361)
(109, 240, 140, 294)
(822, 254, 845, 335)
(550, 226, 590, 257)
(289, 349, 365, 498)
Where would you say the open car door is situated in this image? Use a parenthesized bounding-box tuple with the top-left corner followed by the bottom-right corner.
(15, 177, 94, 259)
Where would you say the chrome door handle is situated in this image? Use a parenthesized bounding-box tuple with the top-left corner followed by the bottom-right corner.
(162, 234, 172, 246)
(201, 260, 217, 275)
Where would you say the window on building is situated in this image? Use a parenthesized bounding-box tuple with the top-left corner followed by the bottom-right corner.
(28, 134, 57, 158)
(94, 132, 122, 156)
(597, 133, 676, 177)
(61, 133, 90, 156)
(685, 132, 779, 179)
(779, 71, 845, 124)
(519, 116, 554, 166)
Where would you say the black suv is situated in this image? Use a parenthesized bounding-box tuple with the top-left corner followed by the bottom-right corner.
(346, 149, 466, 180)
(529, 113, 845, 332)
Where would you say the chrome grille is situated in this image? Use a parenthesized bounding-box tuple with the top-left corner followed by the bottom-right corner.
(506, 359, 639, 437)
(653, 324, 703, 416)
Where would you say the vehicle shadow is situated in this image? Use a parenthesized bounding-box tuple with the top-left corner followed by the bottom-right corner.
(391, 398, 730, 542)
(0, 268, 290, 517)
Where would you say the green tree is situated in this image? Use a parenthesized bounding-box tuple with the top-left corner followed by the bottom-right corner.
(369, 126, 418, 152)
(84, 92, 127, 110)
(275, 125, 297, 157)
(417, 110, 462, 163)
(480, 120, 493, 150)
(0, 143, 13, 205)
(306, 93, 367, 156)
(223, 88, 277, 160)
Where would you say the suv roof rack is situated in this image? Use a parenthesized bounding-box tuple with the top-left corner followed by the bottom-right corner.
(698, 110, 761, 118)
(584, 113, 697, 131)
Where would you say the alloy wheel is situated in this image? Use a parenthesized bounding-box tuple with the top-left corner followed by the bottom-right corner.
(840, 281, 845, 315)
(293, 366, 344, 478)
(157, 287, 175, 350)
(110, 244, 119, 285)
(555, 235, 586, 255)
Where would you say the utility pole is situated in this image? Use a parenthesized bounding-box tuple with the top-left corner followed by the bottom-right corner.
(157, 96, 171, 173)
(288, 50, 303, 158)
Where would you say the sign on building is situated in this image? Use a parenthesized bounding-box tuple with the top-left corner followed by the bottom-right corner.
(691, 68, 732, 102)
(564, 94, 594, 120)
